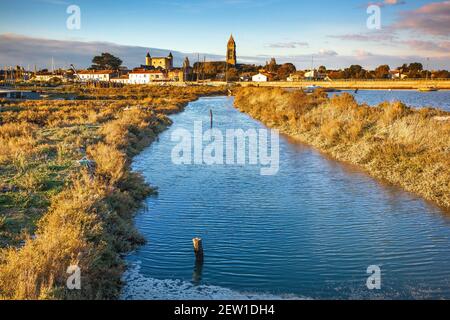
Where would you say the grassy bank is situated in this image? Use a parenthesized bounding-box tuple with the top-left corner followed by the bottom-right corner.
(238, 79, 450, 90)
(234, 87, 450, 209)
(0, 85, 226, 299)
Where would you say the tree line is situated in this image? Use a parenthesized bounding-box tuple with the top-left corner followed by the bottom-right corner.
(326, 63, 449, 80)
(83, 52, 450, 80)
(193, 58, 297, 81)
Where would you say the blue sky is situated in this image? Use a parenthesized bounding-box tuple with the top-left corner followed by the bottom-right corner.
(0, 0, 449, 69)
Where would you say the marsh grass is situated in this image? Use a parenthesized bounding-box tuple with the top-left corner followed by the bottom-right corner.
(0, 85, 226, 299)
(234, 87, 450, 209)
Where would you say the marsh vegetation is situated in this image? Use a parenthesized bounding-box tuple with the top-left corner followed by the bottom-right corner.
(234, 87, 450, 209)
(0, 85, 226, 299)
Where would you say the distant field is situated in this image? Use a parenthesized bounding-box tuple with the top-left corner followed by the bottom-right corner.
(238, 79, 450, 90)
(2, 79, 449, 91)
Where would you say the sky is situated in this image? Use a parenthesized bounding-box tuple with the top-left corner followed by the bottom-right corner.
(0, 0, 449, 69)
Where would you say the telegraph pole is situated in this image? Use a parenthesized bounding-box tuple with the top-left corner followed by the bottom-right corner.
(202, 55, 206, 81)
(196, 53, 200, 83)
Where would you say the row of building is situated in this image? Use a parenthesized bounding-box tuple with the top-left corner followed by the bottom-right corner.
(72, 36, 237, 84)
(76, 52, 192, 84)
(246, 69, 409, 83)
(18, 52, 192, 84)
(2, 35, 236, 85)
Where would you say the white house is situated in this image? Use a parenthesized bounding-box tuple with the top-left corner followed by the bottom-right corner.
(389, 70, 408, 80)
(303, 70, 326, 80)
(252, 73, 268, 82)
(33, 72, 66, 82)
(128, 70, 167, 84)
(77, 70, 116, 82)
(110, 75, 131, 84)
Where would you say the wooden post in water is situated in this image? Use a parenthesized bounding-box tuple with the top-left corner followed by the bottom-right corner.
(210, 110, 213, 129)
(192, 238, 204, 263)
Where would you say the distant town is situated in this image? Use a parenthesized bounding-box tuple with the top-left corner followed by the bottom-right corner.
(1, 34, 449, 87)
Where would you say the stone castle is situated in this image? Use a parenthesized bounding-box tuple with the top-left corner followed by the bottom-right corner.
(145, 52, 174, 70)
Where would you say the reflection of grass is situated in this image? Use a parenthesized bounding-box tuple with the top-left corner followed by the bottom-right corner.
(234, 87, 450, 209)
(0, 85, 226, 299)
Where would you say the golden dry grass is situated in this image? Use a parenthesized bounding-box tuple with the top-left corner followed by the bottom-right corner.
(234, 87, 450, 209)
(0, 85, 226, 299)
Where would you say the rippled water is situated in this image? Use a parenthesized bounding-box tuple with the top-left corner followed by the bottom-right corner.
(329, 90, 450, 111)
(123, 96, 450, 300)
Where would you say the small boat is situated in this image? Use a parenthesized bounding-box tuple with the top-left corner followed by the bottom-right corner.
(323, 88, 341, 93)
(418, 87, 438, 92)
(304, 85, 322, 93)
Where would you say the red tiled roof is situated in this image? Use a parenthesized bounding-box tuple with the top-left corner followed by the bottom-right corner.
(111, 75, 129, 80)
(78, 70, 116, 75)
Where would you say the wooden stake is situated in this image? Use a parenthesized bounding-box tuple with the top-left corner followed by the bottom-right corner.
(210, 110, 213, 129)
(192, 238, 204, 263)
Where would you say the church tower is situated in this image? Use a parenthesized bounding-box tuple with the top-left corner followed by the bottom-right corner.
(168, 52, 174, 69)
(146, 52, 151, 66)
(227, 34, 236, 66)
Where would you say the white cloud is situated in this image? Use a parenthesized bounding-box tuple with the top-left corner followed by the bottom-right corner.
(394, 1, 450, 36)
(366, 0, 406, 7)
(318, 49, 338, 56)
(354, 49, 373, 57)
(0, 33, 222, 69)
(266, 42, 309, 49)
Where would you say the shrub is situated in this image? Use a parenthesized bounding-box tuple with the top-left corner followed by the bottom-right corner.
(346, 120, 365, 142)
(88, 143, 126, 186)
(380, 101, 411, 125)
(320, 119, 343, 144)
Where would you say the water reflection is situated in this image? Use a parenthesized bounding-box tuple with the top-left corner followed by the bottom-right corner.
(192, 261, 204, 286)
(124, 96, 450, 300)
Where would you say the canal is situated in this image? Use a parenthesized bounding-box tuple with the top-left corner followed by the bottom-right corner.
(122, 96, 450, 300)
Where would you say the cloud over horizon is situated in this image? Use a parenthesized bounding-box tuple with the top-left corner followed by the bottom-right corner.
(367, 0, 406, 7)
(0, 33, 449, 71)
(328, 31, 397, 42)
(394, 0, 450, 36)
(0, 33, 224, 70)
(329, 1, 450, 58)
(266, 41, 309, 49)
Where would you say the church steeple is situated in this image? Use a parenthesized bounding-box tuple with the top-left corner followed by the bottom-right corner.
(226, 34, 236, 66)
